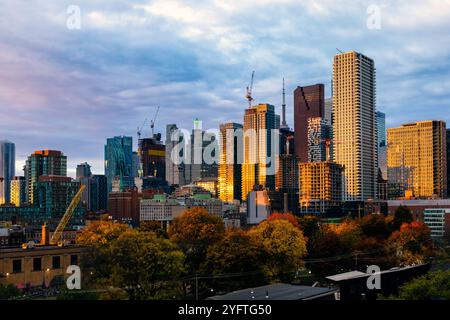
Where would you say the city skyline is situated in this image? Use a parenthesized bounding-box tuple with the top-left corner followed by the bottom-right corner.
(1, 1, 450, 176)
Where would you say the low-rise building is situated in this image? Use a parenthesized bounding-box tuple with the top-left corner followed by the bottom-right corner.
(423, 208, 450, 239)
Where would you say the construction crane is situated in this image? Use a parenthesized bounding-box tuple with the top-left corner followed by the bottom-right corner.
(137, 118, 148, 140)
(50, 184, 86, 246)
(150, 106, 160, 137)
(245, 71, 255, 108)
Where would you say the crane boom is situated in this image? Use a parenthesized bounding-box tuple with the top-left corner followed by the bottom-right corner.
(50, 184, 86, 245)
(246, 71, 255, 108)
(150, 106, 160, 136)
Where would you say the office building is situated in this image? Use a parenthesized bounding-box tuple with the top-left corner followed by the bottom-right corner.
(299, 162, 343, 215)
(218, 122, 243, 202)
(324, 98, 333, 125)
(76, 162, 92, 180)
(104, 136, 134, 193)
(24, 150, 67, 205)
(242, 104, 279, 201)
(294, 84, 325, 163)
(165, 124, 185, 186)
(333, 51, 377, 201)
(108, 187, 142, 227)
(90, 175, 108, 212)
(307, 117, 332, 162)
(377, 112, 387, 180)
(10, 176, 26, 207)
(423, 208, 450, 239)
(138, 134, 166, 180)
(387, 121, 447, 199)
(276, 155, 299, 214)
(0, 140, 15, 205)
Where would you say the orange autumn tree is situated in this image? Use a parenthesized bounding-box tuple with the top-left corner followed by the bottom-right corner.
(267, 212, 300, 228)
(388, 221, 432, 266)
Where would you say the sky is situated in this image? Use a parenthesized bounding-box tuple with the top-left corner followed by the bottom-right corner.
(1, 0, 450, 177)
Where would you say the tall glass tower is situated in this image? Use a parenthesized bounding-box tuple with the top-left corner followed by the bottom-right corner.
(0, 140, 15, 204)
(377, 111, 387, 180)
(104, 136, 134, 192)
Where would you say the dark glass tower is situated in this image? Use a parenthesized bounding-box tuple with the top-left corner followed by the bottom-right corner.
(293, 84, 325, 163)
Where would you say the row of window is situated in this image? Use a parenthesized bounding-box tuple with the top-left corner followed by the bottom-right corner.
(10, 254, 78, 274)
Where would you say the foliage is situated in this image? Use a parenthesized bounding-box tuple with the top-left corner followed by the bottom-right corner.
(268, 213, 300, 228)
(248, 219, 307, 281)
(77, 220, 129, 246)
(397, 271, 450, 300)
(329, 219, 362, 250)
(0, 284, 21, 300)
(139, 220, 168, 238)
(56, 289, 99, 300)
(169, 207, 225, 273)
(360, 214, 392, 240)
(297, 215, 320, 239)
(388, 221, 432, 266)
(201, 229, 268, 292)
(110, 230, 185, 300)
(393, 206, 413, 230)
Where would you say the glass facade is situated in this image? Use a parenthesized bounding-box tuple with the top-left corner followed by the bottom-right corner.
(0, 140, 15, 204)
(104, 136, 134, 192)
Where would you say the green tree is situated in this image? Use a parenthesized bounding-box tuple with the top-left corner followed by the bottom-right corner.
(201, 229, 268, 292)
(393, 206, 413, 230)
(248, 219, 307, 281)
(297, 215, 320, 240)
(0, 284, 21, 300)
(398, 271, 450, 300)
(110, 230, 185, 300)
(169, 207, 225, 273)
(139, 220, 168, 238)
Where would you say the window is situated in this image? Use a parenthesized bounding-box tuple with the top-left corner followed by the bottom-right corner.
(70, 254, 78, 265)
(12, 259, 22, 273)
(52, 256, 61, 269)
(33, 257, 42, 271)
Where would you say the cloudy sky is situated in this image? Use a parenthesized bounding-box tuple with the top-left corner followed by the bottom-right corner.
(1, 0, 450, 176)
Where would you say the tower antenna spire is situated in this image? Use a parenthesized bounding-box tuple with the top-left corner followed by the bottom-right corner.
(280, 77, 288, 129)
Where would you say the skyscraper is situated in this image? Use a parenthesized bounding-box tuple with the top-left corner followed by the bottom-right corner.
(104, 136, 134, 193)
(447, 129, 450, 198)
(76, 162, 92, 180)
(294, 84, 325, 163)
(377, 111, 387, 180)
(387, 121, 447, 199)
(242, 104, 279, 201)
(0, 140, 15, 205)
(165, 124, 184, 186)
(307, 117, 332, 162)
(333, 51, 377, 201)
(218, 122, 243, 202)
(138, 134, 165, 179)
(10, 176, 26, 207)
(24, 150, 67, 204)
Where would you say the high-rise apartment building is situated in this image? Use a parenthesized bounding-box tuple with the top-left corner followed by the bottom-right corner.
(0, 140, 15, 205)
(10, 176, 26, 207)
(299, 162, 343, 215)
(24, 150, 67, 204)
(104, 136, 134, 193)
(387, 121, 447, 198)
(242, 104, 279, 201)
(165, 124, 185, 186)
(294, 84, 325, 163)
(333, 51, 378, 201)
(377, 111, 387, 180)
(447, 129, 450, 198)
(218, 122, 243, 202)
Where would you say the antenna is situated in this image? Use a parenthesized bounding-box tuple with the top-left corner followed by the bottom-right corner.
(245, 71, 255, 108)
(281, 77, 288, 129)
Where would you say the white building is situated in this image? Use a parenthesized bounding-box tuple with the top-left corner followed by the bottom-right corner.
(333, 51, 378, 201)
(246, 190, 270, 225)
(423, 208, 450, 238)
